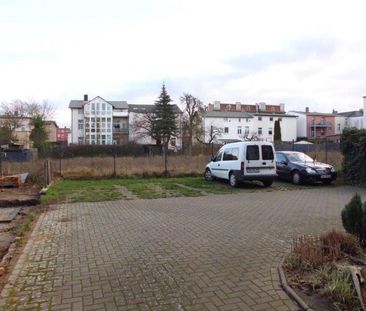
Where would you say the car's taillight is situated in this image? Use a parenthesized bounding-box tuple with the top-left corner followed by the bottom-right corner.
(241, 161, 244, 173)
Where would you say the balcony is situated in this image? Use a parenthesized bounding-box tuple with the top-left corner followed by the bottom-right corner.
(310, 121, 332, 128)
(113, 128, 129, 134)
(113, 111, 128, 117)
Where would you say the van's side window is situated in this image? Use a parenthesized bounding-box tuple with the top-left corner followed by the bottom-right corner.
(215, 150, 223, 162)
(246, 145, 259, 160)
(223, 148, 239, 161)
(231, 148, 239, 160)
(262, 145, 274, 160)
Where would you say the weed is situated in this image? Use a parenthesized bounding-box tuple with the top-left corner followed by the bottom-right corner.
(320, 229, 360, 257)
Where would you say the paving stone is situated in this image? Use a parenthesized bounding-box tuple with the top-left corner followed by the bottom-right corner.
(1, 186, 365, 310)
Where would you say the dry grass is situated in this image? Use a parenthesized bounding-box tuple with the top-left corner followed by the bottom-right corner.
(3, 155, 211, 180)
(320, 229, 360, 257)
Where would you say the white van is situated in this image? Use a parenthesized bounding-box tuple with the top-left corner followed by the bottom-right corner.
(204, 141, 277, 187)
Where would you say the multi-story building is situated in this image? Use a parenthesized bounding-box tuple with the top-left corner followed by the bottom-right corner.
(289, 107, 337, 140)
(69, 95, 182, 148)
(57, 127, 71, 142)
(69, 95, 129, 145)
(0, 116, 58, 148)
(204, 101, 297, 143)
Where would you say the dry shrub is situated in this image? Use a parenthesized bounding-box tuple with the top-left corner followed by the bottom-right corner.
(320, 229, 360, 257)
(285, 235, 327, 271)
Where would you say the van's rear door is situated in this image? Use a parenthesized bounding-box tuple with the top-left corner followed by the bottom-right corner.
(245, 143, 276, 176)
(260, 144, 276, 175)
(245, 144, 262, 175)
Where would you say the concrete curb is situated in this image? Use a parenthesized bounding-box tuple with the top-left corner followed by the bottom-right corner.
(278, 257, 314, 311)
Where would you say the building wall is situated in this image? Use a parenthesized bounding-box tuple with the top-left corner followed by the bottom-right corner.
(70, 108, 82, 144)
(306, 115, 335, 138)
(45, 123, 58, 142)
(335, 116, 346, 134)
(204, 115, 297, 143)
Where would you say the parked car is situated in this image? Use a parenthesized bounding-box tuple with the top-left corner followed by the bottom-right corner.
(275, 151, 337, 185)
(204, 141, 277, 187)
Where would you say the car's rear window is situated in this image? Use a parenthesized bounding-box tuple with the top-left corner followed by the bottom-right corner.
(262, 145, 274, 160)
(246, 145, 259, 160)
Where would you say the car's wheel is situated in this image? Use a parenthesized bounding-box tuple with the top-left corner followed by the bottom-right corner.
(229, 173, 238, 187)
(204, 168, 214, 182)
(292, 171, 302, 185)
(262, 180, 273, 187)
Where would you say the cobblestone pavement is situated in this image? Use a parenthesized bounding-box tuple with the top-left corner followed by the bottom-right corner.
(1, 186, 366, 311)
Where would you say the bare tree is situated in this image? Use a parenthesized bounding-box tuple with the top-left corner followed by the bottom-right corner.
(180, 94, 204, 154)
(0, 100, 28, 131)
(131, 111, 161, 144)
(26, 100, 54, 119)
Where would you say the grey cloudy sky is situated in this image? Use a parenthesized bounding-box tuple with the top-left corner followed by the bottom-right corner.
(1, 0, 366, 127)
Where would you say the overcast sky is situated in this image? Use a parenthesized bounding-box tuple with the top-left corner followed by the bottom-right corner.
(1, 0, 366, 127)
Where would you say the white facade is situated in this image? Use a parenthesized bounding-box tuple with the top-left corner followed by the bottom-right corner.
(335, 116, 346, 134)
(289, 111, 307, 138)
(204, 114, 297, 143)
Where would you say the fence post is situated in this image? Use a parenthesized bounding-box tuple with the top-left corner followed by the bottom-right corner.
(113, 154, 116, 177)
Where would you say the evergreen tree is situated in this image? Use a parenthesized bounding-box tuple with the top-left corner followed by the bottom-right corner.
(153, 84, 178, 175)
(29, 115, 48, 149)
(274, 120, 282, 143)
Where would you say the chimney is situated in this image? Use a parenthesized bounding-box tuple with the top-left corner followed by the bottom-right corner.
(214, 101, 220, 111)
(235, 102, 241, 111)
(84, 94, 88, 102)
(305, 107, 309, 113)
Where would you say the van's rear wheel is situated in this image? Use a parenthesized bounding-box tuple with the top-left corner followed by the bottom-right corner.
(262, 180, 273, 187)
(229, 173, 238, 187)
(204, 168, 214, 182)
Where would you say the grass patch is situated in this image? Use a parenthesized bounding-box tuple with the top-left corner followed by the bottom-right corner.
(40, 177, 239, 203)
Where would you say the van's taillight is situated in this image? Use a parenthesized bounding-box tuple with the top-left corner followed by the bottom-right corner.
(241, 162, 244, 173)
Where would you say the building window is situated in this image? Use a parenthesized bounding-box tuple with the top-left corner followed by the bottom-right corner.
(278, 118, 282, 122)
(78, 109, 83, 115)
(337, 123, 341, 132)
(268, 128, 273, 135)
(245, 126, 250, 135)
(237, 126, 242, 134)
(238, 118, 241, 122)
(78, 120, 83, 130)
(258, 116, 262, 121)
(270, 117, 273, 121)
(224, 117, 228, 122)
(258, 127, 262, 135)
(224, 127, 229, 134)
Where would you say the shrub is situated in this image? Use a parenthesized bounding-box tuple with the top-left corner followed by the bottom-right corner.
(340, 128, 366, 184)
(319, 229, 360, 257)
(341, 194, 363, 238)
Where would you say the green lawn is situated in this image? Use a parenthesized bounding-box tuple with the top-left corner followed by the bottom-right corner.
(41, 176, 341, 204)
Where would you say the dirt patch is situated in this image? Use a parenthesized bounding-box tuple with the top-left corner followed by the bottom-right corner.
(0, 184, 40, 207)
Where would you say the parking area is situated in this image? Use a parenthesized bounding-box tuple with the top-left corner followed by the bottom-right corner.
(1, 185, 365, 310)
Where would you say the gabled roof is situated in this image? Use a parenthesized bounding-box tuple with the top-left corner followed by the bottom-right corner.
(69, 96, 128, 109)
(128, 104, 182, 114)
(338, 110, 363, 118)
(204, 111, 253, 118)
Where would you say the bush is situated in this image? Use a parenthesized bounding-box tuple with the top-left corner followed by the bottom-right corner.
(341, 193, 366, 244)
(320, 229, 360, 257)
(340, 128, 366, 184)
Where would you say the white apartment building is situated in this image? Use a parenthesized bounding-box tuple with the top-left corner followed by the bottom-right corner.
(69, 95, 128, 145)
(204, 102, 297, 143)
